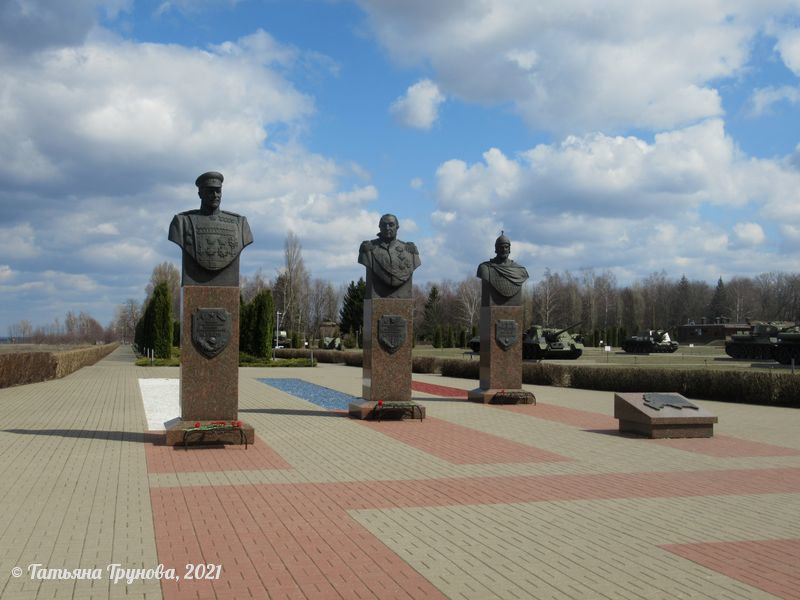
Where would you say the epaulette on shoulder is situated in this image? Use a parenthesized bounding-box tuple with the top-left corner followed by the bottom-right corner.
(221, 210, 242, 218)
(359, 239, 374, 251)
(405, 242, 419, 254)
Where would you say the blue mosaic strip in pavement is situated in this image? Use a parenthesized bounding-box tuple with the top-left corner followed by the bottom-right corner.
(258, 378, 357, 411)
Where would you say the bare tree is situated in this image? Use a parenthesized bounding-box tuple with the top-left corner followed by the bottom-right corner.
(455, 277, 481, 330)
(145, 262, 181, 320)
(533, 268, 561, 327)
(307, 279, 339, 341)
(113, 299, 142, 343)
(240, 267, 270, 304)
(274, 232, 310, 338)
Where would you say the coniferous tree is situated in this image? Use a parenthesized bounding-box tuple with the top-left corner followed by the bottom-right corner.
(444, 325, 454, 348)
(239, 294, 252, 354)
(249, 289, 274, 359)
(708, 277, 729, 322)
(432, 324, 443, 348)
(152, 282, 172, 358)
(339, 278, 366, 337)
(422, 285, 442, 341)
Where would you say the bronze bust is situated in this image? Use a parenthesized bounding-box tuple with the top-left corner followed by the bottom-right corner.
(358, 213, 421, 298)
(477, 232, 528, 304)
(169, 171, 253, 286)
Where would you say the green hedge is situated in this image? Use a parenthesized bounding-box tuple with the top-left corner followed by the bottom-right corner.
(440, 358, 800, 406)
(0, 343, 120, 388)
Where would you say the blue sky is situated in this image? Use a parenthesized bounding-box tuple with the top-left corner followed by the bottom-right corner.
(1, 0, 800, 333)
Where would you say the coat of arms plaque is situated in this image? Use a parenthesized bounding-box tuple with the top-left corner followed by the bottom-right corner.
(378, 315, 407, 354)
(192, 307, 232, 358)
(495, 319, 518, 351)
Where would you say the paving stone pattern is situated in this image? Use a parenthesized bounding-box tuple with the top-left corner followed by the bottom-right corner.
(1, 350, 799, 599)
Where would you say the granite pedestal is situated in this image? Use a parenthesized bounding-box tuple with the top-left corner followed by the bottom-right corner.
(165, 285, 254, 445)
(614, 392, 717, 438)
(360, 297, 414, 402)
(468, 284, 534, 404)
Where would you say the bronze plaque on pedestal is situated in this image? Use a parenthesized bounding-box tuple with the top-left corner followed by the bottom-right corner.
(495, 319, 518, 351)
(192, 307, 231, 359)
(378, 315, 406, 354)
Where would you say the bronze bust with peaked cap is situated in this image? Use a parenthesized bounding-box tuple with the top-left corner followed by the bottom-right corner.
(169, 171, 253, 286)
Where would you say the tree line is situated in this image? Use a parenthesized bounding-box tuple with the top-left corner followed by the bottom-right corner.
(105, 231, 800, 352)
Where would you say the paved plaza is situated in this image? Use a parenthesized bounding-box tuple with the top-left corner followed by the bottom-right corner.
(1, 345, 799, 599)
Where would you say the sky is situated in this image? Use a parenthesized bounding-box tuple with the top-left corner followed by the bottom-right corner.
(2, 0, 800, 333)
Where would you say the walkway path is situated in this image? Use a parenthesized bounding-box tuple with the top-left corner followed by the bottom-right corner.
(0, 346, 798, 599)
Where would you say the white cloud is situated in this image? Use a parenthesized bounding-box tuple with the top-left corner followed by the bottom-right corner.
(0, 29, 313, 194)
(0, 224, 39, 259)
(358, 0, 799, 132)
(749, 85, 800, 115)
(0, 265, 12, 282)
(410, 177, 423, 189)
(389, 79, 445, 129)
(733, 222, 766, 246)
(0, 25, 383, 331)
(424, 118, 800, 283)
(775, 25, 800, 75)
(90, 223, 120, 235)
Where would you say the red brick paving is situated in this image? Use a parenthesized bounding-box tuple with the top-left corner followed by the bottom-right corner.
(497, 401, 618, 429)
(661, 538, 800, 600)
(151, 467, 800, 598)
(654, 435, 800, 457)
(151, 484, 447, 600)
(410, 380, 468, 398)
(415, 381, 800, 457)
(359, 417, 570, 464)
(145, 433, 292, 473)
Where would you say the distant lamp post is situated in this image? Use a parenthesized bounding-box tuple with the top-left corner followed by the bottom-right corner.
(275, 311, 283, 349)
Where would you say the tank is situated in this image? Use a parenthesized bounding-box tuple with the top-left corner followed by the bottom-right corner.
(523, 322, 584, 360)
(621, 330, 679, 354)
(771, 323, 800, 365)
(724, 322, 790, 360)
(467, 321, 585, 360)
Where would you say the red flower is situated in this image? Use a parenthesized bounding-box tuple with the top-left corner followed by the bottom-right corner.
(377, 400, 383, 407)
(194, 422, 201, 428)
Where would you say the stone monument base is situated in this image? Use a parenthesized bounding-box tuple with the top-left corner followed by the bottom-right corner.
(362, 297, 414, 402)
(468, 387, 536, 404)
(165, 420, 255, 447)
(348, 400, 426, 421)
(614, 392, 717, 438)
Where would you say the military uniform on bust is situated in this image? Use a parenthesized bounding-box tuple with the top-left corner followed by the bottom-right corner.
(168, 171, 253, 286)
(358, 213, 421, 298)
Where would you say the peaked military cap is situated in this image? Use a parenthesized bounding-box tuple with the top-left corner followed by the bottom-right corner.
(195, 171, 224, 188)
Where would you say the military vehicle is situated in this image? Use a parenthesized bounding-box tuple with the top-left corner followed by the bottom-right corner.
(467, 321, 584, 360)
(768, 323, 800, 365)
(621, 330, 679, 354)
(724, 321, 792, 360)
(523, 322, 585, 360)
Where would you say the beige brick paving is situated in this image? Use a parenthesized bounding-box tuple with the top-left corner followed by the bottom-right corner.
(0, 346, 160, 600)
(1, 349, 798, 599)
(351, 493, 797, 600)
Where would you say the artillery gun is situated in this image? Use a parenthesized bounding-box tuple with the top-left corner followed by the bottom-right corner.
(621, 330, 679, 354)
(724, 321, 793, 361)
(467, 321, 584, 360)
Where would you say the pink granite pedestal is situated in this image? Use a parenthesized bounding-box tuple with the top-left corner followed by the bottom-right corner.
(468, 305, 535, 404)
(165, 285, 254, 445)
(351, 297, 423, 419)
